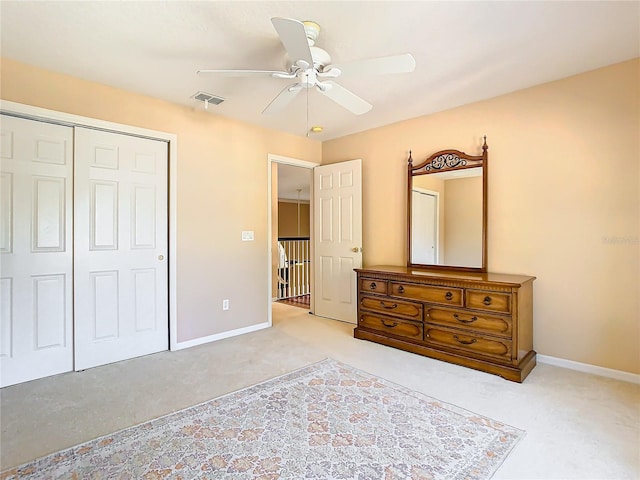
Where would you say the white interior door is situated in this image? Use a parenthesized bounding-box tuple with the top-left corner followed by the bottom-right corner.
(313, 159, 362, 323)
(74, 127, 168, 370)
(0, 115, 74, 387)
(411, 189, 438, 264)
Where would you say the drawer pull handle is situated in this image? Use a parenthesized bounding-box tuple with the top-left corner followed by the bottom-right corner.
(381, 319, 398, 328)
(453, 313, 478, 324)
(398, 285, 405, 294)
(483, 296, 492, 305)
(445, 291, 453, 301)
(453, 335, 477, 345)
(369, 282, 377, 290)
(380, 301, 398, 310)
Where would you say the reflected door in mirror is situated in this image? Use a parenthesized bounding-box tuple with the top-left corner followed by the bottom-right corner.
(411, 189, 437, 264)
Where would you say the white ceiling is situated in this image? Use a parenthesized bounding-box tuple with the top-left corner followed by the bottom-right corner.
(1, 1, 638, 142)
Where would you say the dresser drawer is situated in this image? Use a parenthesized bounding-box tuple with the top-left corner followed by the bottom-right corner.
(424, 326, 512, 361)
(466, 290, 511, 314)
(359, 278, 387, 295)
(358, 313, 423, 341)
(390, 282, 463, 307)
(360, 295, 423, 321)
(425, 307, 512, 338)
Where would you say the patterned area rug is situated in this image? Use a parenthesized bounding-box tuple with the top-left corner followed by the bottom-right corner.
(1, 359, 524, 479)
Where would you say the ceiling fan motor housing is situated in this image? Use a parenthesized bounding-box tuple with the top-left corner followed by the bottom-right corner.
(284, 46, 331, 72)
(299, 69, 317, 89)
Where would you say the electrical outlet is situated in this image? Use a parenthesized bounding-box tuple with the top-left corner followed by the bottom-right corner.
(222, 299, 230, 311)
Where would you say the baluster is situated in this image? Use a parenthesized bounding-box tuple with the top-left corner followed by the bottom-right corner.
(303, 240, 308, 295)
(287, 241, 292, 298)
(294, 240, 299, 297)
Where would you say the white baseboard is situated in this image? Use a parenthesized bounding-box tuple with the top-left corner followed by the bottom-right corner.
(537, 354, 640, 384)
(171, 321, 271, 351)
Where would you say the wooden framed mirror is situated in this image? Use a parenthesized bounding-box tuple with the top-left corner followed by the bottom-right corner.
(407, 138, 488, 272)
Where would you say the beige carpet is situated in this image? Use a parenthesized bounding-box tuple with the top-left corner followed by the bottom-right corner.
(1, 358, 524, 479)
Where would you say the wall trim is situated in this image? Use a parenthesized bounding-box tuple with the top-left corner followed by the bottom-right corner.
(537, 354, 639, 384)
(172, 322, 271, 351)
(0, 99, 180, 354)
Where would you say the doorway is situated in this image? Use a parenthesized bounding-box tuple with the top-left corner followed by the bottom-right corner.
(276, 163, 312, 309)
(267, 155, 363, 326)
(267, 155, 317, 321)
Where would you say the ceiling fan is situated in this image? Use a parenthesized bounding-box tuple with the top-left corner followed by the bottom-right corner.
(197, 17, 416, 116)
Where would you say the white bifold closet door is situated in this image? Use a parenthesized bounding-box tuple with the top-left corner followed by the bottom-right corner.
(0, 115, 74, 387)
(73, 127, 168, 371)
(0, 118, 169, 386)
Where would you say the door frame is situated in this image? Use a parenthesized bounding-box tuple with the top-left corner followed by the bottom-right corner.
(266, 154, 318, 326)
(0, 100, 180, 351)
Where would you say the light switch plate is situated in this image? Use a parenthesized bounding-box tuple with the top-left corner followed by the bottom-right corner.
(241, 230, 254, 241)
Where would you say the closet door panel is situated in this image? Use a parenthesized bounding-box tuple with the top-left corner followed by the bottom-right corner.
(74, 128, 168, 371)
(0, 115, 73, 387)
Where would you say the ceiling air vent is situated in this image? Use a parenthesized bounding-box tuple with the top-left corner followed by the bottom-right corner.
(192, 91, 225, 106)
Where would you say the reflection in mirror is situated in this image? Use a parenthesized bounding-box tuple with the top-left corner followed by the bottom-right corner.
(407, 139, 487, 272)
(411, 168, 482, 267)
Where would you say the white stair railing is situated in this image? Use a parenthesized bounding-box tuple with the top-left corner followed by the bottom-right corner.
(277, 238, 310, 300)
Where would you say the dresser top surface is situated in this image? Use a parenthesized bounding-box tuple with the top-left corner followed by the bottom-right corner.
(356, 265, 535, 286)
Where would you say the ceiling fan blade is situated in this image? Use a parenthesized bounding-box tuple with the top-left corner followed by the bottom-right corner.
(271, 17, 313, 66)
(262, 84, 303, 115)
(319, 81, 372, 115)
(329, 53, 416, 77)
(197, 69, 290, 77)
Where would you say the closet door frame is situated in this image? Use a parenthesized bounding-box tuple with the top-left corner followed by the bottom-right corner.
(0, 100, 180, 351)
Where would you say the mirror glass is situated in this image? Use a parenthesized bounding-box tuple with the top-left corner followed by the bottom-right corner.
(408, 143, 487, 272)
(410, 168, 483, 267)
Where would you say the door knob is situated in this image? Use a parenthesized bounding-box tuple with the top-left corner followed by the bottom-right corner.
(158, 255, 164, 260)
(351, 247, 361, 253)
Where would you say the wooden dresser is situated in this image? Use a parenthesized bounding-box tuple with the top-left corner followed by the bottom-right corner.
(354, 266, 536, 382)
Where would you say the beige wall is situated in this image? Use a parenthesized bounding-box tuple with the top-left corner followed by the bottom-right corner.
(323, 59, 640, 374)
(0, 58, 322, 343)
(278, 201, 310, 238)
